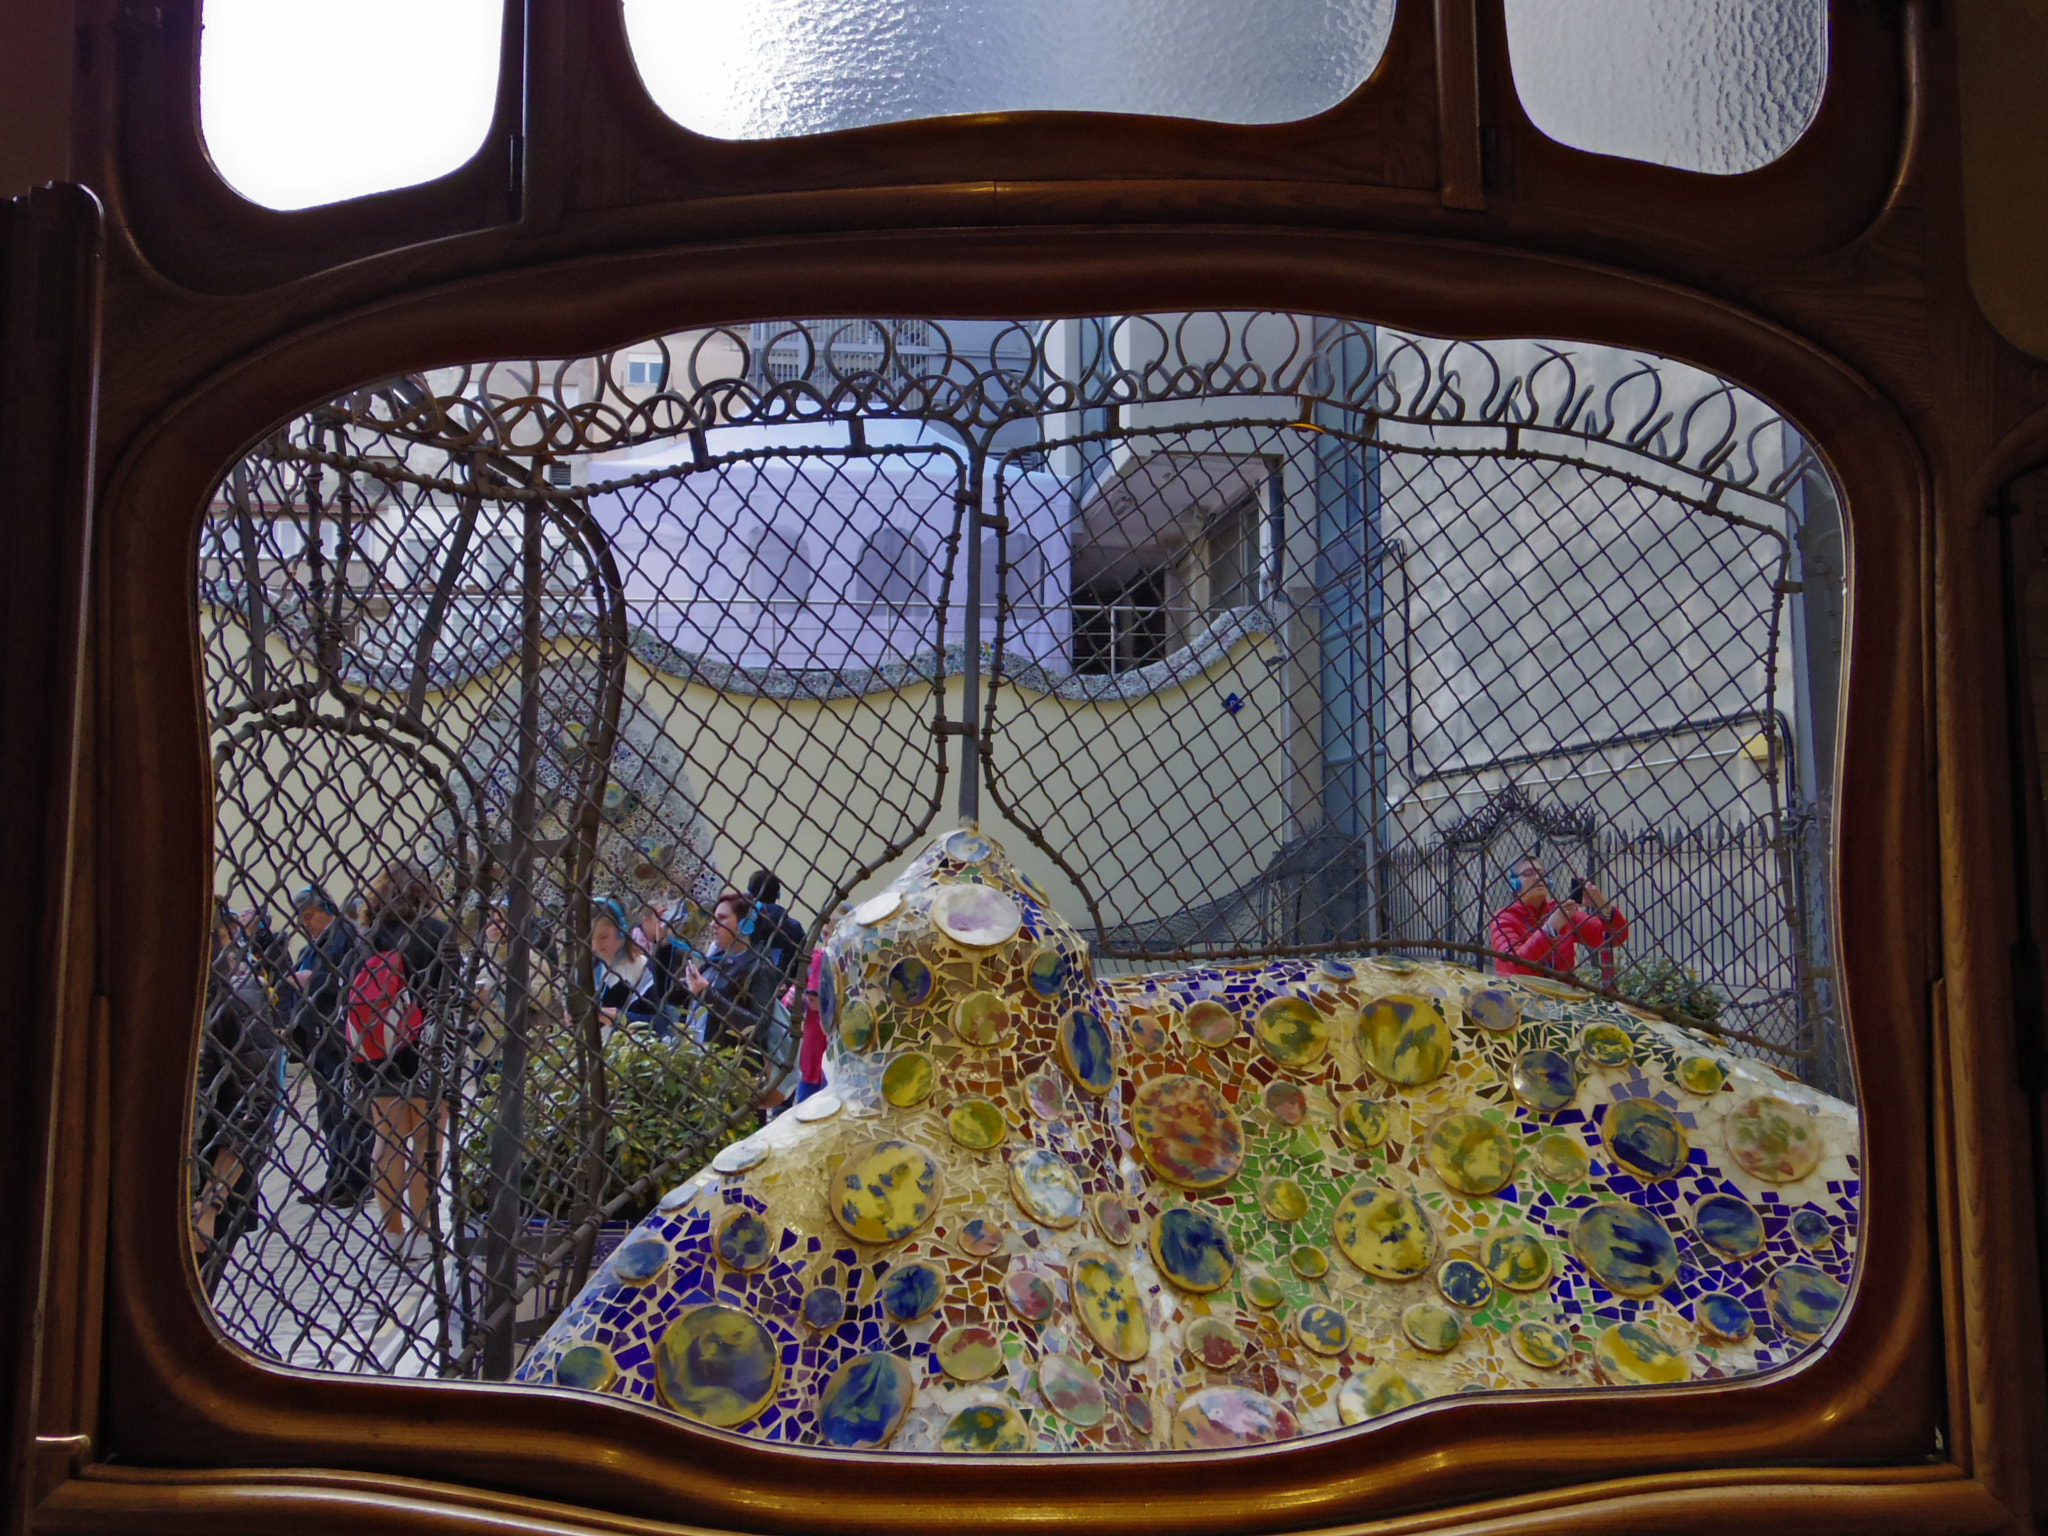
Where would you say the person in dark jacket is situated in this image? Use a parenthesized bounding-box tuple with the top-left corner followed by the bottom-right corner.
(684, 891, 776, 1064)
(192, 905, 283, 1292)
(284, 885, 369, 1206)
(745, 869, 808, 997)
(352, 859, 456, 1263)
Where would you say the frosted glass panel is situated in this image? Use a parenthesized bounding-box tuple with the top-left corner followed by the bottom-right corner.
(623, 0, 1397, 141)
(200, 0, 502, 210)
(1505, 0, 1826, 175)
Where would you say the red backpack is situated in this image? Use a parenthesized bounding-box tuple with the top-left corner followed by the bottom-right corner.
(346, 949, 424, 1061)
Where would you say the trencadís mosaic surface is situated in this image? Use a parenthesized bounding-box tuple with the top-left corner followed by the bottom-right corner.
(519, 831, 1861, 1451)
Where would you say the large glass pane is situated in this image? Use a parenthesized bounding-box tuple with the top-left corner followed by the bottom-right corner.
(1505, 0, 1827, 175)
(623, 0, 1396, 140)
(199, 0, 502, 210)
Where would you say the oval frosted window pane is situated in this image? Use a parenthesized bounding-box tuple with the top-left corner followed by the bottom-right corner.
(200, 0, 502, 210)
(624, 0, 1396, 141)
(1505, 0, 1826, 175)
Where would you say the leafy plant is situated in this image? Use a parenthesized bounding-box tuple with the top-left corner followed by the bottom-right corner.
(461, 1029, 759, 1225)
(1611, 958, 1725, 1024)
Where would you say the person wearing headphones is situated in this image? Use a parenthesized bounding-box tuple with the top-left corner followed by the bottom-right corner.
(1487, 852, 1629, 981)
(684, 890, 777, 1065)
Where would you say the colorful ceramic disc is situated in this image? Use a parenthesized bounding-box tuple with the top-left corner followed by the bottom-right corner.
(882, 1050, 936, 1107)
(1727, 1094, 1824, 1182)
(1692, 1193, 1766, 1258)
(712, 1140, 768, 1175)
(1593, 1321, 1689, 1385)
(652, 1305, 780, 1428)
(554, 1343, 616, 1392)
(1254, 995, 1331, 1068)
(1533, 1132, 1589, 1183)
(1339, 1097, 1392, 1151)
(1149, 1205, 1237, 1293)
(1790, 1208, 1833, 1250)
(1571, 1203, 1680, 1298)
(958, 1215, 1004, 1256)
(613, 1235, 670, 1285)
(948, 1096, 1007, 1150)
(1579, 1023, 1635, 1067)
(1122, 1392, 1156, 1438)
(1025, 945, 1066, 998)
(1130, 1074, 1247, 1191)
(1171, 1387, 1299, 1448)
(1511, 1049, 1578, 1114)
(838, 1000, 876, 1051)
(1427, 1113, 1517, 1196)
(930, 884, 1022, 947)
(1358, 995, 1452, 1086)
(816, 1353, 917, 1448)
(1767, 1262, 1847, 1340)
(793, 1090, 843, 1122)
(1481, 1230, 1552, 1291)
(1072, 1251, 1151, 1361)
(1436, 1256, 1495, 1310)
(1319, 956, 1357, 980)
(1092, 1194, 1134, 1245)
(943, 829, 993, 864)
(935, 1324, 1003, 1381)
(1295, 1303, 1350, 1355)
(1340, 1368, 1423, 1424)
(1695, 1290, 1755, 1342)
(1264, 1079, 1310, 1125)
(1259, 1177, 1309, 1223)
(1509, 1320, 1573, 1369)
(1465, 988, 1521, 1033)
(852, 891, 902, 926)
(1009, 1148, 1085, 1228)
(1604, 1097, 1689, 1181)
(1003, 1269, 1057, 1322)
(953, 990, 1012, 1047)
(1332, 1185, 1436, 1280)
(1037, 1352, 1106, 1427)
(1183, 999, 1240, 1048)
(881, 1261, 943, 1322)
(1401, 1301, 1463, 1354)
(1677, 1055, 1728, 1095)
(715, 1210, 773, 1271)
(802, 1286, 846, 1329)
(1058, 1007, 1116, 1095)
(1244, 1274, 1286, 1308)
(1025, 1071, 1067, 1121)
(939, 1404, 1031, 1452)
(1128, 1010, 1169, 1053)
(1291, 1245, 1329, 1278)
(1371, 955, 1421, 974)
(886, 956, 934, 1007)
(1185, 1316, 1244, 1368)
(831, 1140, 942, 1244)
(1523, 975, 1590, 1000)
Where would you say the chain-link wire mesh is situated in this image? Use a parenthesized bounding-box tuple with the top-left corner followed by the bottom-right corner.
(191, 312, 1845, 1384)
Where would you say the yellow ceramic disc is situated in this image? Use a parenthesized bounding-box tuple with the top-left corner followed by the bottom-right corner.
(651, 1304, 780, 1427)
(1182, 999, 1239, 1048)
(934, 1324, 1004, 1382)
(1426, 1112, 1517, 1196)
(1258, 1177, 1309, 1223)
(1339, 1097, 1393, 1151)
(952, 989, 1013, 1047)
(838, 999, 875, 1052)
(830, 1140, 942, 1244)
(1677, 1055, 1729, 1095)
(1357, 994, 1452, 1086)
(1593, 1321, 1690, 1385)
(1532, 1132, 1589, 1183)
(1332, 1184, 1436, 1280)
(1071, 1250, 1151, 1361)
(1339, 1366, 1425, 1424)
(881, 1050, 936, 1107)
(939, 1404, 1031, 1452)
(1480, 1229, 1552, 1291)
(947, 1096, 1007, 1150)
(1253, 995, 1330, 1069)
(1510, 1320, 1574, 1370)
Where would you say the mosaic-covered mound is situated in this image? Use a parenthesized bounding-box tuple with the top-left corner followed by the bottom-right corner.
(520, 829, 1862, 1451)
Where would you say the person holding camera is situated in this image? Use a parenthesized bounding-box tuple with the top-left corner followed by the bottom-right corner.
(1487, 853, 1629, 981)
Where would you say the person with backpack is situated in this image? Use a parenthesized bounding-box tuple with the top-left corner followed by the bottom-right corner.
(347, 858, 455, 1264)
(283, 885, 370, 1207)
(191, 902, 284, 1292)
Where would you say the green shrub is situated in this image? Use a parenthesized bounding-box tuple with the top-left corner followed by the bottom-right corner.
(1611, 958, 1725, 1024)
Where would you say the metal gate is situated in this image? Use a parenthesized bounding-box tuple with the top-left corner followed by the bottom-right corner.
(192, 313, 1843, 1382)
